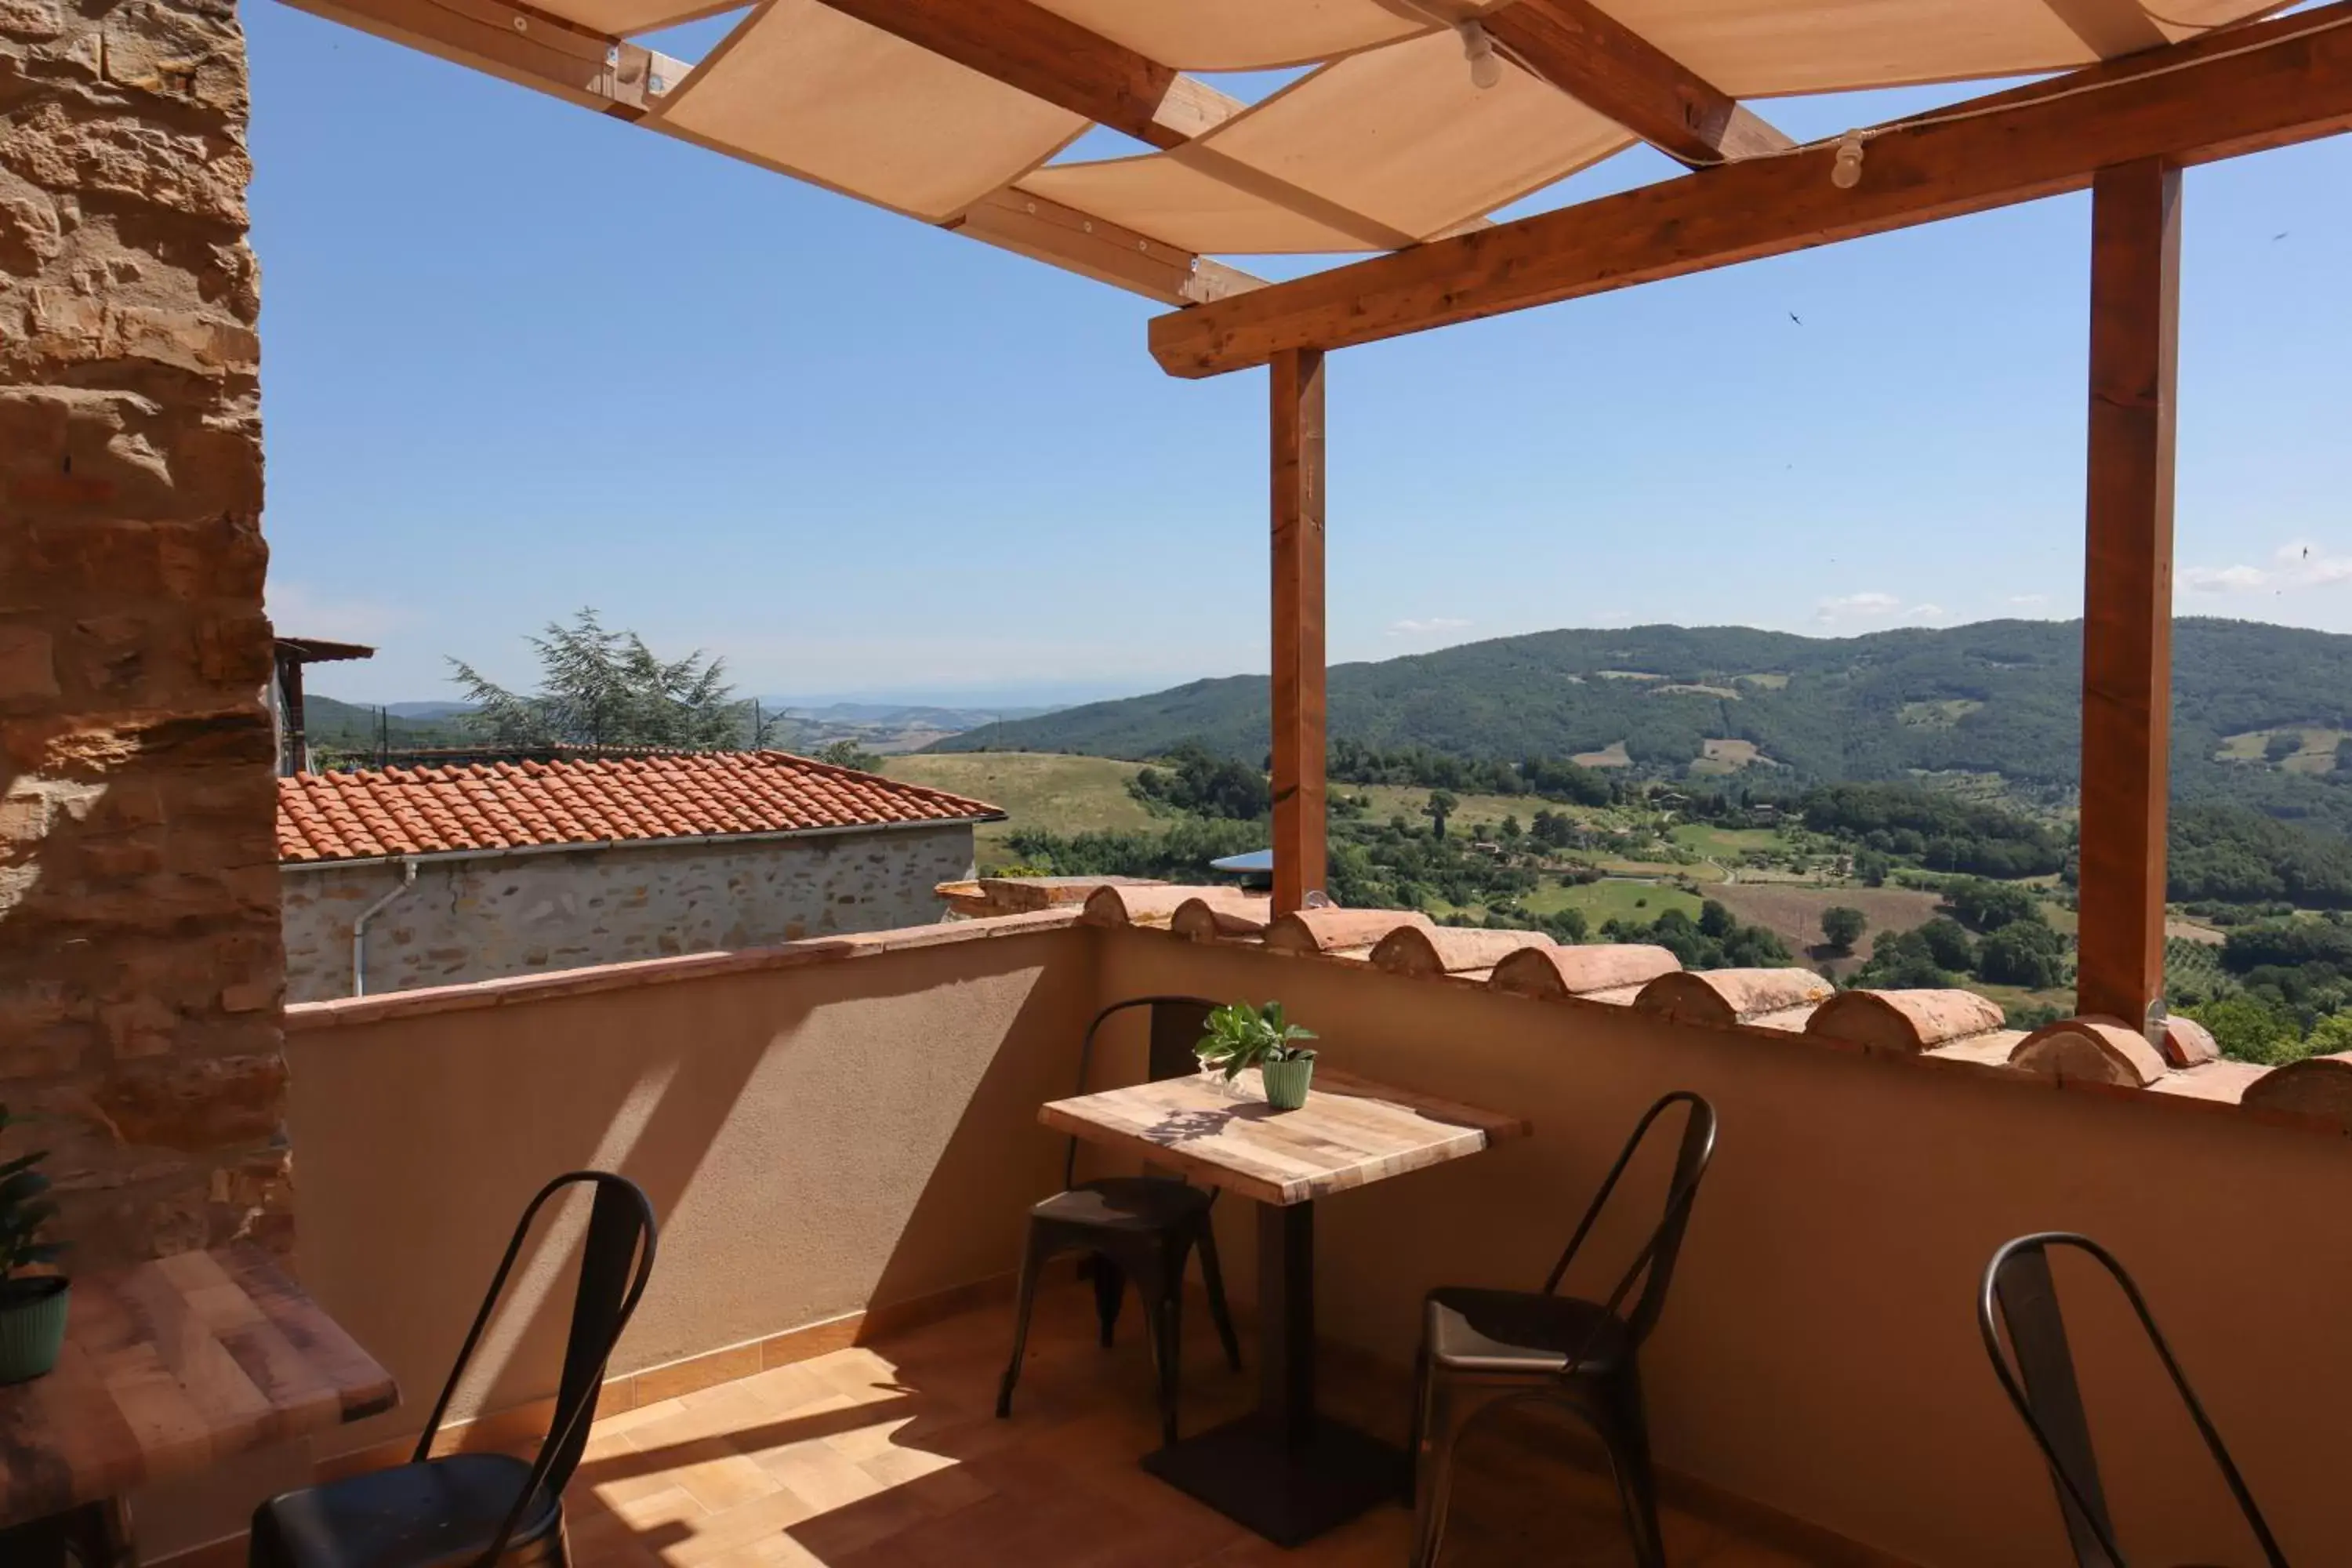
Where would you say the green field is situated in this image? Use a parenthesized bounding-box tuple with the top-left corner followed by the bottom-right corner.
(1348, 785, 1608, 836)
(1668, 823, 1785, 858)
(2216, 727, 2347, 775)
(1523, 877, 1704, 927)
(880, 752, 1152, 859)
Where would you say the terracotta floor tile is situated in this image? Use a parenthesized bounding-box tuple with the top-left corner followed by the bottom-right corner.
(565, 1280, 1841, 1568)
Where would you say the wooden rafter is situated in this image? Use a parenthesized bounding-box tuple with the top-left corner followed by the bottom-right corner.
(1150, 2, 2352, 376)
(811, 0, 1242, 151)
(1483, 0, 1791, 166)
(951, 188, 1261, 307)
(280, 0, 688, 118)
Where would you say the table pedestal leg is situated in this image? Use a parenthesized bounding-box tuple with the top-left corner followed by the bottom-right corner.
(1140, 1200, 1406, 1545)
(0, 1497, 134, 1568)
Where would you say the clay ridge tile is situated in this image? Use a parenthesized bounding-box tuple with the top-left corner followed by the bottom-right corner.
(277, 751, 1002, 864)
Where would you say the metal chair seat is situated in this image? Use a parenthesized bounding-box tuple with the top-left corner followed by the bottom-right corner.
(1033, 1176, 1216, 1232)
(1410, 1092, 1718, 1568)
(251, 1454, 562, 1568)
(998, 995, 1243, 1446)
(1425, 1286, 1632, 1378)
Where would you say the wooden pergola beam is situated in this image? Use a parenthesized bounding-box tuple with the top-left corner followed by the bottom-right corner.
(1269, 348, 1328, 916)
(280, 0, 688, 118)
(812, 0, 1242, 150)
(2075, 158, 2179, 1028)
(1484, 0, 1791, 166)
(1150, 2, 2352, 377)
(952, 188, 1263, 307)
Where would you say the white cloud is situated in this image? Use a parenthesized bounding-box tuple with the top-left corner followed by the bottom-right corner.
(1813, 591, 1901, 625)
(2178, 541, 2352, 597)
(2181, 564, 2270, 593)
(264, 581, 412, 643)
(1386, 616, 1472, 637)
(2006, 593, 2049, 608)
(1904, 603, 1948, 622)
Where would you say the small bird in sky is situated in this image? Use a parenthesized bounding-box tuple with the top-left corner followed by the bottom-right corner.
(2274, 231, 2290, 241)
(1788, 311, 1803, 325)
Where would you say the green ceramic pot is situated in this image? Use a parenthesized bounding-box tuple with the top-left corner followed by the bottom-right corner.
(0, 1277, 69, 1385)
(1260, 1057, 1315, 1111)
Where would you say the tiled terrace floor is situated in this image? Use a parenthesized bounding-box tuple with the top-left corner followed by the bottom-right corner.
(559, 1280, 1820, 1568)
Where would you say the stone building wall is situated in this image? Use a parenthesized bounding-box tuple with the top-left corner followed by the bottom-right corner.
(0, 0, 289, 1260)
(282, 824, 977, 1001)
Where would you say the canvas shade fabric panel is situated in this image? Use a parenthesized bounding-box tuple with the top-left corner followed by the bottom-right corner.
(1595, 0, 2278, 98)
(1022, 0, 1439, 71)
(1200, 28, 1633, 241)
(1022, 25, 1631, 253)
(654, 0, 1087, 221)
(528, 0, 716, 41)
(1019, 155, 1381, 253)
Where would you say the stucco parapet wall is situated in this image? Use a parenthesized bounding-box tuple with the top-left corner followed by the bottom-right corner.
(1105, 913, 2352, 1144)
(284, 909, 1080, 1033)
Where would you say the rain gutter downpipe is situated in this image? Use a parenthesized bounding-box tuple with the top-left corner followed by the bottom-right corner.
(351, 858, 417, 997)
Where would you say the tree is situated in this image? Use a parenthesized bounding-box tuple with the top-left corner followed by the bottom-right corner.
(1943, 878, 2042, 934)
(2181, 996, 2307, 1065)
(1423, 789, 1459, 840)
(2265, 731, 2305, 764)
(1854, 848, 1892, 887)
(1977, 921, 2065, 988)
(449, 608, 745, 751)
(1499, 815, 1523, 843)
(1918, 916, 1976, 971)
(816, 739, 884, 773)
(1820, 906, 1866, 953)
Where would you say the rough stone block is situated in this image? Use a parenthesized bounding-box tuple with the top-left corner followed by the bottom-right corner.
(0, 626, 60, 706)
(92, 1053, 285, 1148)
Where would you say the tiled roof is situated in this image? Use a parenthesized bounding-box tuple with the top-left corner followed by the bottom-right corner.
(278, 751, 1003, 865)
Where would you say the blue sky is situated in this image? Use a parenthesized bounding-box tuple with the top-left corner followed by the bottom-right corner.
(248, 5, 2352, 707)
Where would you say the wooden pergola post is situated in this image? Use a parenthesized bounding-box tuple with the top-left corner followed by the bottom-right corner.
(2075, 158, 2180, 1025)
(1269, 347, 1328, 916)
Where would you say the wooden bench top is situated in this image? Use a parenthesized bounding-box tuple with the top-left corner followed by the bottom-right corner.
(1042, 1067, 1529, 1206)
(0, 1243, 397, 1526)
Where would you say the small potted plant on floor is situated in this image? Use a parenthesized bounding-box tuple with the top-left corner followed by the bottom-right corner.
(1196, 1001, 1319, 1111)
(0, 1105, 67, 1384)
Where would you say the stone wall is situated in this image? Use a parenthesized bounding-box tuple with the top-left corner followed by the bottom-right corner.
(0, 0, 288, 1262)
(282, 824, 977, 1000)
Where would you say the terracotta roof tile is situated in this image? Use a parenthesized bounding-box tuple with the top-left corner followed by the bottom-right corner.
(278, 751, 1003, 866)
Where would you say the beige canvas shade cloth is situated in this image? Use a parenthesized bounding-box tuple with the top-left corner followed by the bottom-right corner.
(1023, 0, 1444, 72)
(1540, 0, 2284, 97)
(653, 0, 1087, 222)
(530, 0, 2290, 259)
(527, 0, 720, 41)
(1020, 26, 1631, 252)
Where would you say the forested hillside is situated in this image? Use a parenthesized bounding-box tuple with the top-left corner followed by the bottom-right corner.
(934, 618, 2352, 834)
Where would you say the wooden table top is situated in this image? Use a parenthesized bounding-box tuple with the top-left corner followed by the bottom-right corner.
(1041, 1067, 1530, 1207)
(0, 1243, 397, 1526)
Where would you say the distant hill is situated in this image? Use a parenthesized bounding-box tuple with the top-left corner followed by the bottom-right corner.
(763, 700, 1059, 728)
(302, 695, 473, 753)
(382, 701, 477, 720)
(931, 618, 2352, 833)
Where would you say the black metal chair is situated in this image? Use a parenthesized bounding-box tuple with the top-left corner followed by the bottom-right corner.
(1410, 1091, 1718, 1568)
(996, 994, 1243, 1445)
(249, 1171, 659, 1568)
(1979, 1232, 2290, 1568)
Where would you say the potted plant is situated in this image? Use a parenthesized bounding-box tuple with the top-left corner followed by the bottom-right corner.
(0, 1105, 67, 1385)
(1196, 1001, 1319, 1111)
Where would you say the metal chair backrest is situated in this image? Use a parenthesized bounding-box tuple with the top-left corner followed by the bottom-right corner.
(413, 1171, 659, 1565)
(1542, 1091, 1718, 1355)
(1064, 995, 1218, 1190)
(1978, 1232, 2288, 1568)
